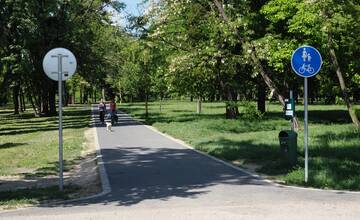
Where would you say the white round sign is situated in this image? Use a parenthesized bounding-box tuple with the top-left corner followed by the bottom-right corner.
(43, 48, 77, 81)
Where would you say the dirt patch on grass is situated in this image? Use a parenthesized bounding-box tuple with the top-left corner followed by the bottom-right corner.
(67, 127, 101, 197)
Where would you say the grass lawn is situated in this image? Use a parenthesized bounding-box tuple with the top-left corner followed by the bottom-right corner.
(121, 100, 360, 191)
(0, 186, 79, 208)
(0, 104, 91, 206)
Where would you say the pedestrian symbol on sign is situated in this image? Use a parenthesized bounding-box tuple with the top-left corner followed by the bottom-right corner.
(302, 48, 312, 62)
(298, 48, 315, 74)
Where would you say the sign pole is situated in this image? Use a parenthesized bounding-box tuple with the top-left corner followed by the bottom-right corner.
(53, 53, 69, 191)
(43, 48, 77, 191)
(290, 90, 294, 131)
(304, 78, 308, 183)
(291, 45, 322, 183)
(55, 54, 64, 191)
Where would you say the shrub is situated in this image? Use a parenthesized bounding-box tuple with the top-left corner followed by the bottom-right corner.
(240, 101, 264, 120)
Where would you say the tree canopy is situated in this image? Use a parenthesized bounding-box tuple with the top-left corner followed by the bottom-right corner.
(1, 0, 359, 127)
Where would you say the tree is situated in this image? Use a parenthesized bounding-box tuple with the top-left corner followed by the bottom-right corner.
(145, 0, 244, 117)
(262, 0, 360, 128)
(0, 0, 127, 115)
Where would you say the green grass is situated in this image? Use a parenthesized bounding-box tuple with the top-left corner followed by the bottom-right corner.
(0, 105, 91, 207)
(120, 100, 360, 191)
(0, 186, 79, 208)
(0, 105, 91, 176)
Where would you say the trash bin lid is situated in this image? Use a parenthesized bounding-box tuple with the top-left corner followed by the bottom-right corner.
(279, 130, 289, 137)
(279, 130, 297, 138)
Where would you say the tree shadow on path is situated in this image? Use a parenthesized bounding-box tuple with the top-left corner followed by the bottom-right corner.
(59, 145, 268, 207)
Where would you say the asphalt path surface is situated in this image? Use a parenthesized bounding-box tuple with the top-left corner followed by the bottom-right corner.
(1, 105, 359, 220)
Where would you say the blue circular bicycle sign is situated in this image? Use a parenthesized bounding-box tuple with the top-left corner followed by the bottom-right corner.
(291, 45, 322, 78)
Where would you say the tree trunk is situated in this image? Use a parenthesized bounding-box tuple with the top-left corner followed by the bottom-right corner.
(18, 88, 23, 113)
(197, 96, 202, 114)
(159, 97, 162, 112)
(225, 89, 239, 119)
(13, 83, 20, 115)
(213, 0, 229, 21)
(34, 91, 41, 115)
(145, 93, 149, 118)
(327, 31, 360, 128)
(28, 93, 38, 115)
(49, 83, 56, 116)
(41, 92, 49, 116)
(225, 103, 239, 119)
(250, 46, 303, 129)
(0, 69, 12, 105)
(84, 88, 88, 104)
(20, 88, 26, 112)
(94, 89, 97, 103)
(72, 84, 76, 104)
(80, 85, 83, 104)
(18, 94, 23, 113)
(27, 83, 40, 115)
(63, 83, 69, 107)
(257, 78, 266, 113)
(250, 45, 285, 107)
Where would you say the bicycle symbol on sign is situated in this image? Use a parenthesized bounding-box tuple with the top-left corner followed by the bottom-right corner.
(298, 64, 314, 74)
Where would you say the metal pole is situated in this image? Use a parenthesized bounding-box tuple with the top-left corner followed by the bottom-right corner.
(304, 78, 308, 183)
(58, 55, 64, 191)
(290, 90, 294, 131)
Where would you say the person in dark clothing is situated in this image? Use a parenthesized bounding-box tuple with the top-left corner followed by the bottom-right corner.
(99, 99, 106, 124)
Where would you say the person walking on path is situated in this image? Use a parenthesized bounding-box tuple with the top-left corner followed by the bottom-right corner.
(110, 99, 116, 114)
(109, 99, 118, 125)
(99, 98, 106, 124)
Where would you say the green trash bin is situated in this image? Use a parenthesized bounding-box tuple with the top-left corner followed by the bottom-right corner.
(279, 130, 297, 165)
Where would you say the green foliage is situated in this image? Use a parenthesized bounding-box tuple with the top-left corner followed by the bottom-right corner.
(111, 0, 360, 125)
(0, 186, 79, 207)
(253, 35, 297, 73)
(261, 0, 301, 23)
(0, 0, 127, 110)
(335, 96, 345, 105)
(0, 105, 90, 176)
(240, 101, 264, 120)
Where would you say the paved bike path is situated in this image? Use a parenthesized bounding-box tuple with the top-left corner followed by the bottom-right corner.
(92, 107, 268, 205)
